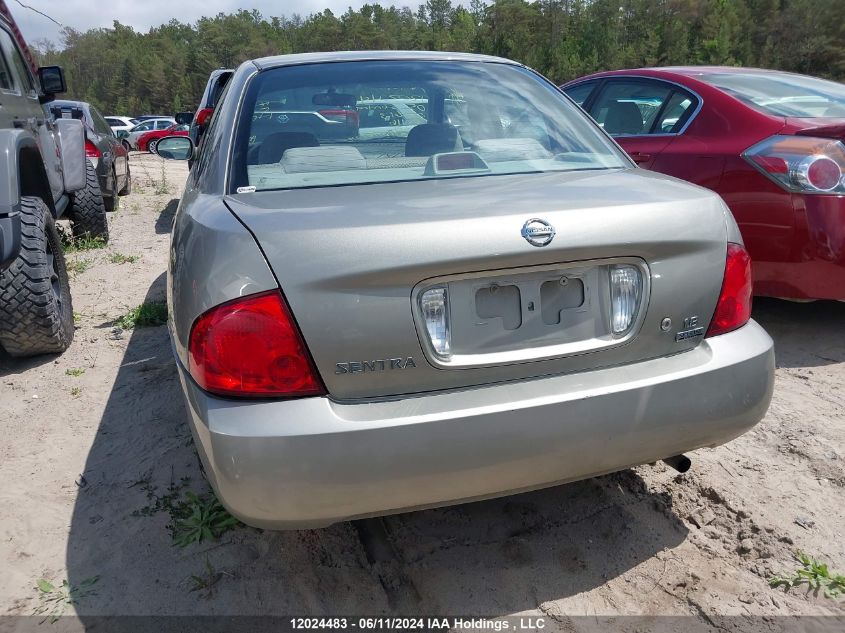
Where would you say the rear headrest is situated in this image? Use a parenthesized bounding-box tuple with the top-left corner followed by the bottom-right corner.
(405, 124, 462, 157)
(474, 138, 551, 162)
(280, 146, 366, 173)
(257, 132, 319, 164)
(604, 101, 644, 135)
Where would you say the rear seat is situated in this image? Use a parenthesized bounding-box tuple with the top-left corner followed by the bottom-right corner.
(280, 146, 367, 173)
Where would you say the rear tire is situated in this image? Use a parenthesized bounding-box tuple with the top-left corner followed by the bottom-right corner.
(148, 139, 158, 154)
(0, 196, 74, 356)
(68, 160, 109, 242)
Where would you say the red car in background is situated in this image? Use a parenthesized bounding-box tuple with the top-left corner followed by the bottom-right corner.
(562, 67, 845, 301)
(138, 123, 189, 153)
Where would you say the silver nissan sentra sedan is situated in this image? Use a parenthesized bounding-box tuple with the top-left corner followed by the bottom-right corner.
(154, 51, 774, 530)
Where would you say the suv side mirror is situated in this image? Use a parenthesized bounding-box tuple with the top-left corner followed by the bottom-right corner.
(38, 66, 67, 96)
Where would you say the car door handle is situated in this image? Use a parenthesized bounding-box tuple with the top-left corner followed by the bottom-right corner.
(629, 152, 651, 164)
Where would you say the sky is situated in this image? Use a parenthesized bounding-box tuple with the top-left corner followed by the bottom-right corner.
(12, 0, 412, 48)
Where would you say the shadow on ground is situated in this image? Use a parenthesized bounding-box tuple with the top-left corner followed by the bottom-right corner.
(752, 298, 845, 369)
(155, 199, 179, 234)
(66, 275, 689, 620)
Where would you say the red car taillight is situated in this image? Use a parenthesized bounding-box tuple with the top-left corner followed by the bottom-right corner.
(319, 109, 360, 128)
(195, 107, 214, 127)
(85, 139, 101, 158)
(188, 290, 325, 398)
(744, 135, 845, 194)
(706, 243, 753, 338)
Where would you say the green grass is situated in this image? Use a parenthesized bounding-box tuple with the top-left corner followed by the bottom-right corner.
(189, 559, 225, 595)
(108, 252, 139, 265)
(116, 301, 168, 329)
(770, 552, 845, 598)
(67, 258, 94, 275)
(131, 478, 241, 548)
(73, 311, 82, 324)
(171, 491, 241, 548)
(33, 577, 99, 623)
(65, 368, 85, 377)
(70, 387, 82, 397)
(62, 235, 107, 253)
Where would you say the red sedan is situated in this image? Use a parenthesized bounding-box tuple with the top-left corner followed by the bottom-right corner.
(562, 67, 845, 300)
(138, 123, 189, 153)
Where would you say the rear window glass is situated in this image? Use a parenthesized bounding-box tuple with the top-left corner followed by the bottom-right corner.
(700, 72, 845, 118)
(232, 60, 628, 192)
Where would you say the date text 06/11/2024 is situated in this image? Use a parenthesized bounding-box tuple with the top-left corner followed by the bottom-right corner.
(290, 617, 548, 630)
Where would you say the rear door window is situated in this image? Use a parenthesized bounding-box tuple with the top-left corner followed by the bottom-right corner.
(588, 80, 676, 136)
(155, 120, 172, 130)
(656, 91, 696, 133)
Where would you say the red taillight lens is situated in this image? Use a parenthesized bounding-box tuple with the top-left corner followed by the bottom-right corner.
(85, 139, 101, 158)
(195, 107, 214, 127)
(744, 135, 845, 194)
(706, 243, 753, 338)
(188, 290, 325, 398)
(319, 109, 360, 128)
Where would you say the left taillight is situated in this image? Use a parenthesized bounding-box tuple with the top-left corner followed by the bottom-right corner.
(195, 107, 214, 127)
(188, 290, 325, 398)
(706, 243, 753, 338)
(744, 135, 845, 194)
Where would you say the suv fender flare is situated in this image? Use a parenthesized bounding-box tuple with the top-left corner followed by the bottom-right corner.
(0, 129, 41, 268)
(0, 128, 55, 216)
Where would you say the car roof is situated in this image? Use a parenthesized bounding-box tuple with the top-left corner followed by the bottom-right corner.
(251, 50, 519, 71)
(567, 66, 813, 84)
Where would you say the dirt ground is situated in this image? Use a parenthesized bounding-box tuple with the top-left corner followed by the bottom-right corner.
(1, 154, 843, 627)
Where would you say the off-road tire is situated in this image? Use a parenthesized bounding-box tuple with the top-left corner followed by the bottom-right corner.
(148, 139, 158, 154)
(0, 196, 74, 356)
(68, 160, 109, 241)
(104, 167, 118, 212)
(119, 164, 131, 196)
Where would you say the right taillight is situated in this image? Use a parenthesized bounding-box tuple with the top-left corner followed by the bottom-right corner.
(188, 290, 325, 398)
(707, 243, 753, 338)
(744, 135, 845, 194)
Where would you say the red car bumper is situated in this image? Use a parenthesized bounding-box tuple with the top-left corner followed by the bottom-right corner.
(753, 194, 845, 300)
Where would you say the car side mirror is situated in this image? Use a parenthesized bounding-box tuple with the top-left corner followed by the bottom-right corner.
(153, 136, 193, 161)
(38, 66, 66, 97)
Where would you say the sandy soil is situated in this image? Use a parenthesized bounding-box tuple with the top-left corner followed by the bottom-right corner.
(1, 153, 843, 627)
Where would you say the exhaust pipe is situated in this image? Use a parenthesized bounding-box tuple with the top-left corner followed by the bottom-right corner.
(662, 454, 691, 473)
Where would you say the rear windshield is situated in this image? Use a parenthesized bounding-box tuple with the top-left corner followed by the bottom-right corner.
(700, 71, 845, 118)
(231, 60, 629, 192)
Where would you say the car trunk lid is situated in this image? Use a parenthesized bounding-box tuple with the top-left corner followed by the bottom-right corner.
(786, 117, 845, 142)
(225, 168, 729, 400)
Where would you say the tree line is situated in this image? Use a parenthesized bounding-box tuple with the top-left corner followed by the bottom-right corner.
(33, 0, 845, 116)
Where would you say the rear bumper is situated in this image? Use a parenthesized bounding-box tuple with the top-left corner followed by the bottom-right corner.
(177, 321, 774, 530)
(754, 193, 844, 300)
